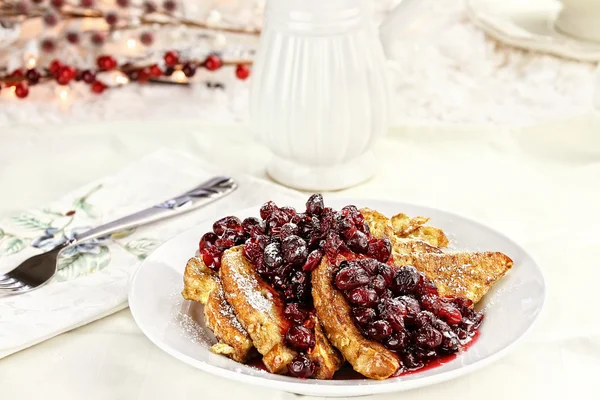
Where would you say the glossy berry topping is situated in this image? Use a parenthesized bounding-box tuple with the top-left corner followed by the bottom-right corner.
(288, 354, 315, 378)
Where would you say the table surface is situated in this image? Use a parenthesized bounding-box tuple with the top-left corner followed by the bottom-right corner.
(1, 119, 599, 399)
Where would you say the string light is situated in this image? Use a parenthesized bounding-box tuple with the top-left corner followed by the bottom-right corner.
(115, 74, 129, 85)
(172, 70, 187, 83)
(26, 57, 37, 69)
(127, 38, 136, 48)
(206, 9, 222, 26)
(58, 87, 69, 101)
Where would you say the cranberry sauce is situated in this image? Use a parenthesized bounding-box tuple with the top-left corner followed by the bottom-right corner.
(333, 260, 484, 372)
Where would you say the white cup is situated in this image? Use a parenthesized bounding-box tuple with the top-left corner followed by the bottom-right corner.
(556, 0, 600, 42)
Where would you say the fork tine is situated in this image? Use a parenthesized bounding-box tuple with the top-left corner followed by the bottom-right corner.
(0, 275, 18, 284)
(0, 284, 31, 294)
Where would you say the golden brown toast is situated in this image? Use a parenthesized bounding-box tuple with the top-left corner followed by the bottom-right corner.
(182, 256, 257, 363)
(394, 252, 513, 304)
(312, 254, 400, 380)
(360, 207, 513, 303)
(182, 256, 219, 305)
(220, 246, 293, 374)
(205, 286, 257, 363)
(219, 246, 344, 378)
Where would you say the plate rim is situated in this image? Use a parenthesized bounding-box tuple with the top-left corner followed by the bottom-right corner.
(128, 197, 546, 397)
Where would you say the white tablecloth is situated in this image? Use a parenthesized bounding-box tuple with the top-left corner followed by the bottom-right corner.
(0, 118, 599, 399)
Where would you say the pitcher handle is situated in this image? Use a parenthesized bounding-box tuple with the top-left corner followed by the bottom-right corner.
(379, 0, 437, 58)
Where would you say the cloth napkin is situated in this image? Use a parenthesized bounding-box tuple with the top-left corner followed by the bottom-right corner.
(0, 150, 304, 359)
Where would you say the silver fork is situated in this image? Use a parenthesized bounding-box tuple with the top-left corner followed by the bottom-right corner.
(0, 176, 237, 296)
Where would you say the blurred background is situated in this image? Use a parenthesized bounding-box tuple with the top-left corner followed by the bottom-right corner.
(0, 0, 597, 127)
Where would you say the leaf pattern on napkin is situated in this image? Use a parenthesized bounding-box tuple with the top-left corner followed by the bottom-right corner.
(56, 245, 111, 282)
(123, 238, 161, 260)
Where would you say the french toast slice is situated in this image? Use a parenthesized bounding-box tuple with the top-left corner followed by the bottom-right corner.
(394, 252, 513, 304)
(205, 286, 257, 363)
(312, 254, 400, 380)
(360, 207, 513, 303)
(220, 246, 344, 378)
(220, 246, 293, 374)
(182, 256, 256, 363)
(182, 256, 219, 305)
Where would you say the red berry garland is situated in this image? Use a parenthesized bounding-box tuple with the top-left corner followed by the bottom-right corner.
(1, 50, 252, 99)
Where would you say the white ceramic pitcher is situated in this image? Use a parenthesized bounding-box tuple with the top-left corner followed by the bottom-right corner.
(250, 0, 429, 191)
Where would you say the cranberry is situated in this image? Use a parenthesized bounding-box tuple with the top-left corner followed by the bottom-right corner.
(284, 303, 308, 324)
(377, 263, 394, 285)
(371, 275, 387, 295)
(263, 242, 283, 269)
(251, 234, 270, 250)
(212, 216, 242, 236)
(279, 223, 299, 241)
(235, 64, 251, 80)
(260, 200, 277, 219)
(215, 237, 235, 252)
(323, 232, 345, 259)
(199, 232, 218, 251)
(266, 209, 289, 234)
(140, 32, 154, 46)
(288, 354, 315, 378)
(280, 206, 297, 219)
(291, 271, 310, 301)
(143, 0, 157, 13)
(345, 229, 369, 253)
(356, 258, 380, 276)
(385, 331, 408, 351)
(242, 217, 262, 235)
(352, 307, 376, 326)
(25, 69, 40, 85)
(415, 310, 435, 329)
(367, 238, 392, 263)
(415, 274, 439, 297)
(392, 266, 420, 294)
(440, 334, 460, 353)
(335, 213, 354, 232)
(281, 235, 308, 266)
(347, 287, 378, 307)
(243, 242, 262, 265)
(398, 296, 421, 324)
(341, 205, 363, 224)
(438, 304, 462, 325)
(334, 263, 370, 290)
(421, 295, 442, 315)
(366, 320, 392, 341)
(378, 298, 407, 331)
(302, 249, 323, 271)
(163, 0, 176, 12)
(204, 54, 223, 71)
(14, 83, 28, 98)
(415, 326, 443, 348)
(164, 51, 179, 67)
(455, 328, 469, 340)
(105, 11, 118, 26)
(201, 247, 221, 271)
(306, 194, 324, 215)
(285, 325, 315, 351)
(80, 70, 96, 84)
(403, 353, 424, 370)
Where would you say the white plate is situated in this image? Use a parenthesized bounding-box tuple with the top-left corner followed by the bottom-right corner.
(467, 0, 600, 62)
(128, 198, 545, 397)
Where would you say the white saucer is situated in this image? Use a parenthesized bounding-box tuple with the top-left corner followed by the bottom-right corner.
(467, 0, 600, 62)
(128, 198, 545, 397)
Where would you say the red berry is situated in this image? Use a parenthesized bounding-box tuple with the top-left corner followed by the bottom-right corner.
(105, 12, 118, 26)
(334, 263, 370, 290)
(97, 55, 117, 70)
(80, 70, 96, 84)
(91, 32, 105, 46)
(163, 51, 179, 67)
(14, 83, 29, 98)
(41, 38, 56, 53)
(16, 0, 30, 12)
(140, 32, 153, 46)
(137, 68, 150, 83)
(49, 59, 62, 75)
(439, 305, 462, 325)
(50, 0, 64, 8)
(182, 63, 196, 77)
(91, 80, 107, 94)
(149, 64, 162, 77)
(66, 31, 79, 44)
(143, 0, 156, 13)
(43, 13, 59, 27)
(287, 354, 315, 379)
(57, 65, 76, 85)
(285, 325, 315, 351)
(204, 54, 222, 71)
(235, 64, 250, 80)
(116, 0, 129, 7)
(163, 0, 176, 12)
(283, 303, 309, 324)
(80, 0, 94, 6)
(25, 69, 40, 85)
(10, 69, 24, 79)
(302, 249, 323, 271)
